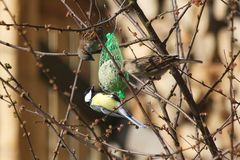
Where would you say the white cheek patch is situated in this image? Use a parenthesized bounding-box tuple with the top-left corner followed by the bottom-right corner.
(84, 91, 92, 102)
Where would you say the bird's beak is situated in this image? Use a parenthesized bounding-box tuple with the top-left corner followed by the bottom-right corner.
(83, 53, 94, 61)
(88, 54, 95, 61)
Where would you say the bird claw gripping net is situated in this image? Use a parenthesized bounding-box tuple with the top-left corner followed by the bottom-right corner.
(98, 33, 128, 100)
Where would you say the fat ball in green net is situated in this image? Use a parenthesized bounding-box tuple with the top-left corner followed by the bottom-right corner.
(98, 33, 128, 99)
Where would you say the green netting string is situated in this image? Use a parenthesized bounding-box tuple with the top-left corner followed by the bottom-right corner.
(98, 33, 128, 99)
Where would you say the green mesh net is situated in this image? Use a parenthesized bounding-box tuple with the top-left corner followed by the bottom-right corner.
(98, 33, 128, 99)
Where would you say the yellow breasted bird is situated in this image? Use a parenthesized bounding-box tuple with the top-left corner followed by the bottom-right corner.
(84, 86, 146, 128)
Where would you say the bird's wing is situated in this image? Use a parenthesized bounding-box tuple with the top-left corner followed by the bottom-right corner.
(91, 105, 103, 113)
(100, 107, 123, 118)
(134, 55, 158, 71)
(92, 105, 123, 117)
(117, 107, 146, 128)
(133, 55, 174, 72)
(145, 55, 178, 72)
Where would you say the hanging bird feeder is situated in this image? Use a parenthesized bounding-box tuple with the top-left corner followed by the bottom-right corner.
(98, 33, 128, 100)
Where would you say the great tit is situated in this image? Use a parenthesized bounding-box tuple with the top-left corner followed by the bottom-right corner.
(122, 55, 202, 80)
(84, 86, 146, 128)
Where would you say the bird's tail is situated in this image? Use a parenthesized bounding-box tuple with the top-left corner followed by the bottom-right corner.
(118, 107, 146, 128)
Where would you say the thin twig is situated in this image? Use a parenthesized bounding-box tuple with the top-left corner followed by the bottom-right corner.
(149, 1, 191, 23)
(0, 38, 151, 57)
(129, 0, 220, 157)
(56, 1, 114, 159)
(199, 50, 240, 105)
(52, 58, 83, 160)
(163, 2, 191, 43)
(2, 82, 37, 160)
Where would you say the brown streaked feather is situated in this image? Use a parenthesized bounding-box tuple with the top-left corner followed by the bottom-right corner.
(123, 55, 202, 80)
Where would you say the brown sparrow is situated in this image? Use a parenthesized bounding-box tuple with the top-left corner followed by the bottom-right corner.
(122, 55, 202, 80)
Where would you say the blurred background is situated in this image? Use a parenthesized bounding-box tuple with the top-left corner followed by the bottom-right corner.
(0, 0, 240, 159)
